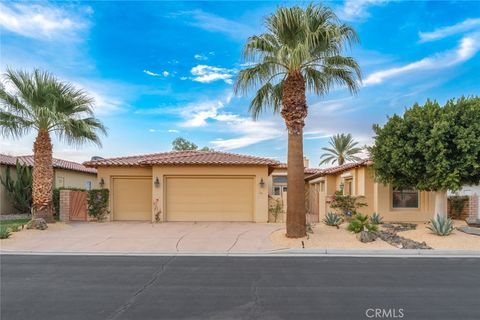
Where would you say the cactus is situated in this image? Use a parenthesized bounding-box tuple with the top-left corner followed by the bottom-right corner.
(347, 213, 378, 233)
(0, 160, 32, 213)
(370, 212, 383, 225)
(428, 215, 454, 236)
(323, 212, 343, 227)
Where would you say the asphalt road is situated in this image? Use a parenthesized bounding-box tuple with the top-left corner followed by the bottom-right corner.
(1, 255, 479, 320)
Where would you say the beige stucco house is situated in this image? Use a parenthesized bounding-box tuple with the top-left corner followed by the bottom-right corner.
(305, 159, 437, 222)
(0, 154, 97, 215)
(84, 151, 279, 222)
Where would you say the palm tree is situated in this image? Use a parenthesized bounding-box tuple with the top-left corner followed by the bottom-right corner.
(0, 69, 107, 222)
(319, 133, 362, 166)
(235, 4, 361, 238)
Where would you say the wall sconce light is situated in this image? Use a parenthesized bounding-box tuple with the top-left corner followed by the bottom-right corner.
(259, 178, 265, 189)
(339, 182, 344, 191)
(154, 177, 160, 188)
(99, 178, 105, 188)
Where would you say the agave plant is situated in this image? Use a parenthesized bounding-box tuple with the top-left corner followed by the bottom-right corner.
(370, 212, 383, 225)
(0, 226, 12, 239)
(323, 212, 343, 228)
(427, 215, 454, 236)
(347, 213, 378, 233)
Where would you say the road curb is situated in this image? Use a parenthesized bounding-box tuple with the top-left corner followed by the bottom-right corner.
(1, 249, 479, 258)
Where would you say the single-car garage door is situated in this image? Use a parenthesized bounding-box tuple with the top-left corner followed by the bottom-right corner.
(166, 176, 254, 221)
(113, 177, 152, 221)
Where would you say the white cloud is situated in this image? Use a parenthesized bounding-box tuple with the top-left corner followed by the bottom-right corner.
(337, 0, 388, 21)
(143, 69, 160, 77)
(363, 33, 480, 86)
(194, 54, 208, 61)
(168, 129, 179, 133)
(179, 94, 232, 127)
(180, 76, 188, 81)
(419, 18, 480, 43)
(173, 9, 255, 39)
(163, 71, 169, 77)
(0, 2, 90, 40)
(190, 65, 235, 84)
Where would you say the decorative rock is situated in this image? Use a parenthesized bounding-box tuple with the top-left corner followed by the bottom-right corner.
(357, 231, 377, 243)
(26, 218, 48, 230)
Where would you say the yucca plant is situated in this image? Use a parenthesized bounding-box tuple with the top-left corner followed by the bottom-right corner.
(370, 212, 383, 225)
(428, 215, 454, 236)
(323, 212, 343, 228)
(0, 226, 12, 239)
(347, 213, 378, 233)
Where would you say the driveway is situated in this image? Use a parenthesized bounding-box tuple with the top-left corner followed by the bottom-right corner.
(0, 222, 286, 254)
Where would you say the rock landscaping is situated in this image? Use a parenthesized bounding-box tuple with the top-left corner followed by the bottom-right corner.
(377, 223, 431, 249)
(26, 218, 48, 230)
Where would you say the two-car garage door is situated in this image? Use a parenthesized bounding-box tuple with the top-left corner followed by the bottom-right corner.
(113, 176, 254, 222)
(166, 176, 254, 222)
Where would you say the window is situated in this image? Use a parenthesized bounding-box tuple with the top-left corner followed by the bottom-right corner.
(392, 188, 419, 208)
(282, 187, 287, 193)
(85, 181, 92, 190)
(272, 175, 287, 183)
(343, 179, 353, 195)
(273, 186, 281, 196)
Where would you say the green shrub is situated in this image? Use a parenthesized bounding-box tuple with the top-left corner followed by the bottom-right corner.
(0, 161, 32, 213)
(347, 213, 378, 233)
(9, 225, 21, 232)
(0, 226, 12, 239)
(87, 189, 110, 221)
(323, 212, 343, 227)
(449, 195, 468, 219)
(428, 215, 454, 236)
(370, 212, 383, 225)
(269, 198, 283, 223)
(329, 191, 367, 218)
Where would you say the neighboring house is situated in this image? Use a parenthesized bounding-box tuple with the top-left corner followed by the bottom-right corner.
(0, 154, 97, 215)
(305, 159, 437, 222)
(83, 151, 279, 222)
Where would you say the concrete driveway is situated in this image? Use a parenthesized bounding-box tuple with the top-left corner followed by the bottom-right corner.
(0, 222, 286, 254)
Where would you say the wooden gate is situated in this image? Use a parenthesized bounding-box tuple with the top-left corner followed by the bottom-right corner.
(306, 185, 320, 223)
(69, 191, 87, 221)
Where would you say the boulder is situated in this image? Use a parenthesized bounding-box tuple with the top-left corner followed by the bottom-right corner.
(357, 230, 377, 243)
(26, 218, 48, 230)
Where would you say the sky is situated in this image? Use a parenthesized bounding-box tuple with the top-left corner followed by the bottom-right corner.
(1, 0, 479, 166)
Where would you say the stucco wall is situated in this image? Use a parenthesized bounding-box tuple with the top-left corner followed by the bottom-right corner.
(96, 165, 269, 223)
(54, 169, 98, 190)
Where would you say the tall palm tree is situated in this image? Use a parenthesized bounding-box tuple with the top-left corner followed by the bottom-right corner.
(319, 133, 362, 166)
(0, 69, 107, 222)
(235, 4, 361, 238)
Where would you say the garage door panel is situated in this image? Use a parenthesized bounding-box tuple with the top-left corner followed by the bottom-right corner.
(113, 177, 152, 221)
(166, 177, 253, 221)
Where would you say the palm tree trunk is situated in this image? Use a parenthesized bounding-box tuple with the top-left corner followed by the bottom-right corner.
(32, 129, 54, 222)
(282, 71, 307, 238)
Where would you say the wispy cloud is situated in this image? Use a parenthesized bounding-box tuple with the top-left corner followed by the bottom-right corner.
(171, 9, 254, 39)
(194, 54, 208, 61)
(363, 33, 480, 85)
(143, 69, 169, 77)
(0, 2, 90, 40)
(337, 0, 389, 21)
(190, 65, 236, 84)
(179, 93, 233, 127)
(419, 18, 480, 43)
(168, 129, 179, 133)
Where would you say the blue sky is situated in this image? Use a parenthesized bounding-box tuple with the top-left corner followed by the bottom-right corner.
(1, 1, 479, 166)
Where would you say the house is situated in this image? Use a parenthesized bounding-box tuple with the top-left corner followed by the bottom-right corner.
(83, 151, 279, 222)
(305, 159, 437, 222)
(0, 154, 98, 215)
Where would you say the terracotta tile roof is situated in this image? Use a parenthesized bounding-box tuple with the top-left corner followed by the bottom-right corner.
(274, 163, 322, 175)
(305, 159, 373, 181)
(0, 154, 97, 174)
(83, 150, 281, 168)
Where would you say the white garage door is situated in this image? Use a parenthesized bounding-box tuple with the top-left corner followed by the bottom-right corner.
(166, 176, 254, 221)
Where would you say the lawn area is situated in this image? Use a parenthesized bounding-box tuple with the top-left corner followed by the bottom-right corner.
(0, 219, 30, 227)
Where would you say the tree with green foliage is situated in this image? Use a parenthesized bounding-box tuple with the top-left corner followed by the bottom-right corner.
(369, 97, 480, 218)
(235, 4, 361, 238)
(171, 137, 213, 151)
(319, 133, 362, 165)
(0, 160, 32, 213)
(0, 69, 106, 222)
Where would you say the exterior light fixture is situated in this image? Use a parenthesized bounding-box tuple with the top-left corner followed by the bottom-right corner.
(259, 178, 265, 188)
(99, 178, 105, 188)
(339, 182, 344, 191)
(154, 177, 160, 188)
